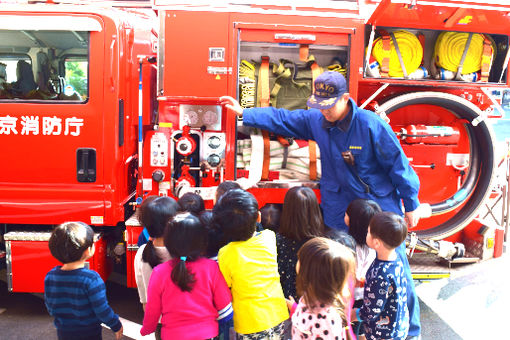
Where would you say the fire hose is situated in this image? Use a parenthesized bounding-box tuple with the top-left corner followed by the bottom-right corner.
(377, 91, 495, 240)
(371, 30, 423, 78)
(434, 32, 494, 75)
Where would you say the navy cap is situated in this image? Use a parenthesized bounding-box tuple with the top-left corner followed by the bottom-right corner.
(307, 71, 347, 109)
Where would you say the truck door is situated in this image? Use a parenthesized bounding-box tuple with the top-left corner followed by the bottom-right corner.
(0, 15, 107, 226)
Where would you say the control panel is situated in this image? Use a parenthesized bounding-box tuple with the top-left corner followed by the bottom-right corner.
(201, 132, 226, 167)
(150, 132, 168, 167)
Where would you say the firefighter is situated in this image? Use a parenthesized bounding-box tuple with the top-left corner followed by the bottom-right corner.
(220, 71, 421, 339)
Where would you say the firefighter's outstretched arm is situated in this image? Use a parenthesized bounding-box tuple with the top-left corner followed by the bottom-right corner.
(220, 96, 243, 118)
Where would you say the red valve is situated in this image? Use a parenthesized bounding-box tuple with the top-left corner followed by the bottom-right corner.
(175, 125, 196, 156)
(176, 164, 196, 188)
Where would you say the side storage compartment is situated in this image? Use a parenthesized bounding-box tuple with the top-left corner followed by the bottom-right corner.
(5, 231, 108, 293)
(235, 27, 352, 204)
(357, 22, 509, 239)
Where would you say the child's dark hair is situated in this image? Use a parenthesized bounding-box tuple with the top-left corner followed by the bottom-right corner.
(165, 212, 207, 292)
(48, 222, 94, 264)
(199, 210, 225, 258)
(296, 237, 355, 339)
(213, 189, 258, 242)
(177, 192, 205, 215)
(325, 228, 356, 253)
(260, 203, 282, 232)
(346, 199, 381, 246)
(280, 186, 324, 241)
(369, 211, 408, 249)
(139, 196, 179, 268)
(215, 180, 241, 202)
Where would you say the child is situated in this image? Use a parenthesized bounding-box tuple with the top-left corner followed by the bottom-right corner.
(140, 212, 233, 340)
(214, 180, 241, 204)
(345, 199, 381, 338)
(354, 211, 410, 340)
(177, 192, 205, 215)
(289, 237, 355, 340)
(44, 222, 123, 340)
(214, 189, 289, 339)
(134, 196, 178, 312)
(199, 209, 235, 339)
(276, 186, 324, 301)
(260, 203, 282, 232)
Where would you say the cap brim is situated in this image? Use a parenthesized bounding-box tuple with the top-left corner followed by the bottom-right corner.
(307, 94, 341, 110)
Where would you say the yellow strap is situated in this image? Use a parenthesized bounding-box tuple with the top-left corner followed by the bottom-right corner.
(259, 57, 270, 107)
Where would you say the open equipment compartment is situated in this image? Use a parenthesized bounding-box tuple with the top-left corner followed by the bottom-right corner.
(235, 32, 351, 189)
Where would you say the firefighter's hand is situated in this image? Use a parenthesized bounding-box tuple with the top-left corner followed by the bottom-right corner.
(220, 96, 243, 117)
(405, 209, 419, 229)
(115, 325, 123, 340)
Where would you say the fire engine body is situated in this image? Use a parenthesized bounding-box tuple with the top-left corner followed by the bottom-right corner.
(0, 2, 156, 291)
(1, 0, 510, 292)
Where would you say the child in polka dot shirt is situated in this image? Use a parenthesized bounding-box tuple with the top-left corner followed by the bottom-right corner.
(287, 237, 355, 340)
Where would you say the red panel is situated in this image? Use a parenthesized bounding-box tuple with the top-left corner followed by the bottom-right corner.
(162, 11, 230, 97)
(240, 27, 350, 46)
(249, 188, 321, 208)
(368, 0, 510, 35)
(9, 237, 109, 293)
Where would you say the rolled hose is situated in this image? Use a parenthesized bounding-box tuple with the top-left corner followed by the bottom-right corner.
(371, 30, 423, 77)
(377, 91, 495, 240)
(434, 32, 495, 74)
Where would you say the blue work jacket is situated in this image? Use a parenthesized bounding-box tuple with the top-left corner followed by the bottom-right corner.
(243, 99, 420, 230)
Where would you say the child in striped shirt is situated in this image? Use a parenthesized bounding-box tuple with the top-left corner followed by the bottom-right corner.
(44, 222, 123, 340)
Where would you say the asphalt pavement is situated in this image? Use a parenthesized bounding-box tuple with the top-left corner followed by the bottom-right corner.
(1, 253, 508, 340)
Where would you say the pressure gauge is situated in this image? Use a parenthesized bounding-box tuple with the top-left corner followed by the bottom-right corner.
(207, 154, 221, 167)
(207, 135, 221, 149)
(184, 110, 199, 125)
(203, 110, 218, 126)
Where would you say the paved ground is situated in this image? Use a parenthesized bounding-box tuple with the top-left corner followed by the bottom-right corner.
(415, 253, 510, 340)
(0, 253, 508, 340)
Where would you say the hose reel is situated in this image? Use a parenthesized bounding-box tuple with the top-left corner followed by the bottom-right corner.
(377, 91, 496, 240)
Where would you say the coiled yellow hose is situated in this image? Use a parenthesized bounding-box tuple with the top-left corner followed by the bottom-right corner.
(372, 30, 423, 77)
(434, 32, 493, 74)
(239, 60, 256, 108)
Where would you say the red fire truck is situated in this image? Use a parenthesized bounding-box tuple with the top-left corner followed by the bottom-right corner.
(1, 0, 509, 292)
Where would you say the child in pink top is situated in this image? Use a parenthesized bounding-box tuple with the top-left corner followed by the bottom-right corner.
(140, 212, 233, 340)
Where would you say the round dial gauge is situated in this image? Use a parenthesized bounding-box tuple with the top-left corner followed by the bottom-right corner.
(207, 154, 221, 167)
(207, 136, 222, 149)
(184, 110, 199, 125)
(203, 110, 218, 126)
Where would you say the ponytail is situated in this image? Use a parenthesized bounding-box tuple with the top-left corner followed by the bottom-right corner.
(170, 257, 196, 292)
(141, 240, 163, 268)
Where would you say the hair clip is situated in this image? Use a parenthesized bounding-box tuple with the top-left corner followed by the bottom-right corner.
(180, 256, 187, 262)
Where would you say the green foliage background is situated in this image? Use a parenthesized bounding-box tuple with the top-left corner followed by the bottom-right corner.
(65, 61, 87, 97)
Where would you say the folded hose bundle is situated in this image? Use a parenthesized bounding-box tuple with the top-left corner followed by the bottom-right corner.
(371, 30, 423, 78)
(237, 138, 321, 180)
(433, 32, 495, 81)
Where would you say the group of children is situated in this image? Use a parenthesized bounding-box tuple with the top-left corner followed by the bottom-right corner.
(43, 181, 411, 340)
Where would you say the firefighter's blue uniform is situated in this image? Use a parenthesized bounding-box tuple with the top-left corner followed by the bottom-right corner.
(242, 98, 421, 336)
